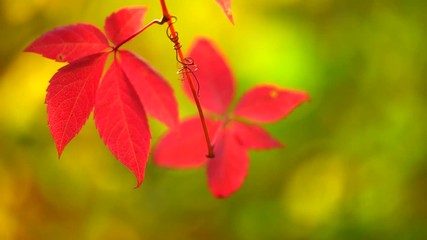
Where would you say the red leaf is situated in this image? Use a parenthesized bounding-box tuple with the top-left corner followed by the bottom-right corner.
(104, 7, 147, 47)
(215, 0, 234, 24)
(230, 121, 283, 150)
(234, 85, 309, 123)
(94, 59, 151, 187)
(207, 128, 249, 198)
(154, 117, 220, 168)
(46, 53, 108, 156)
(25, 24, 110, 62)
(185, 38, 235, 115)
(119, 50, 178, 127)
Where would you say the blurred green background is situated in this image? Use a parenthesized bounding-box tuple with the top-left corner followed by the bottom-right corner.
(1, 0, 426, 239)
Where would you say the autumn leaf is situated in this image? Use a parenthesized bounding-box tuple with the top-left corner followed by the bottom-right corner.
(184, 38, 235, 115)
(206, 128, 248, 198)
(25, 7, 178, 187)
(234, 86, 309, 123)
(154, 38, 309, 198)
(25, 24, 110, 62)
(46, 53, 108, 156)
(94, 60, 150, 187)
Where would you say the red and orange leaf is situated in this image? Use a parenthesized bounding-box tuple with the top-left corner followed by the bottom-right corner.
(46, 53, 108, 156)
(215, 0, 234, 24)
(230, 121, 283, 150)
(119, 50, 178, 127)
(207, 128, 249, 198)
(94, 60, 151, 187)
(104, 7, 147, 47)
(25, 24, 110, 62)
(154, 117, 219, 168)
(185, 38, 235, 115)
(234, 85, 309, 123)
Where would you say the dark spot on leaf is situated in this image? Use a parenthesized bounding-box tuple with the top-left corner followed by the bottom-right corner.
(56, 54, 65, 62)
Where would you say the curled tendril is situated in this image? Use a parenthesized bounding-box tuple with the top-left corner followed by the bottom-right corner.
(166, 16, 181, 51)
(166, 16, 200, 95)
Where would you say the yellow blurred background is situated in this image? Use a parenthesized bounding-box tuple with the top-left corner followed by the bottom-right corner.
(1, 0, 426, 239)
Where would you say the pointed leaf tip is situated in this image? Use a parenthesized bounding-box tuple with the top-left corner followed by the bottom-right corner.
(207, 129, 249, 198)
(215, 0, 234, 24)
(234, 85, 309, 123)
(94, 60, 151, 187)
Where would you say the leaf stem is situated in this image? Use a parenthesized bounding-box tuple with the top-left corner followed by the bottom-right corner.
(159, 0, 215, 158)
(114, 19, 163, 50)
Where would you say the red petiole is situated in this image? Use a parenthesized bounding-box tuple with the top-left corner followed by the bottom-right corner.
(159, 0, 215, 158)
(113, 19, 164, 50)
(109, 0, 215, 158)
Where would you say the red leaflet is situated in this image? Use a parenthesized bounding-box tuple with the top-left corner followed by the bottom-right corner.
(26, 7, 178, 187)
(94, 60, 150, 187)
(207, 128, 248, 198)
(46, 53, 108, 156)
(155, 38, 309, 198)
(25, 24, 110, 62)
(119, 50, 178, 127)
(105, 7, 147, 46)
(154, 117, 219, 168)
(234, 85, 310, 123)
(185, 38, 235, 115)
(215, 0, 234, 24)
(230, 121, 283, 150)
